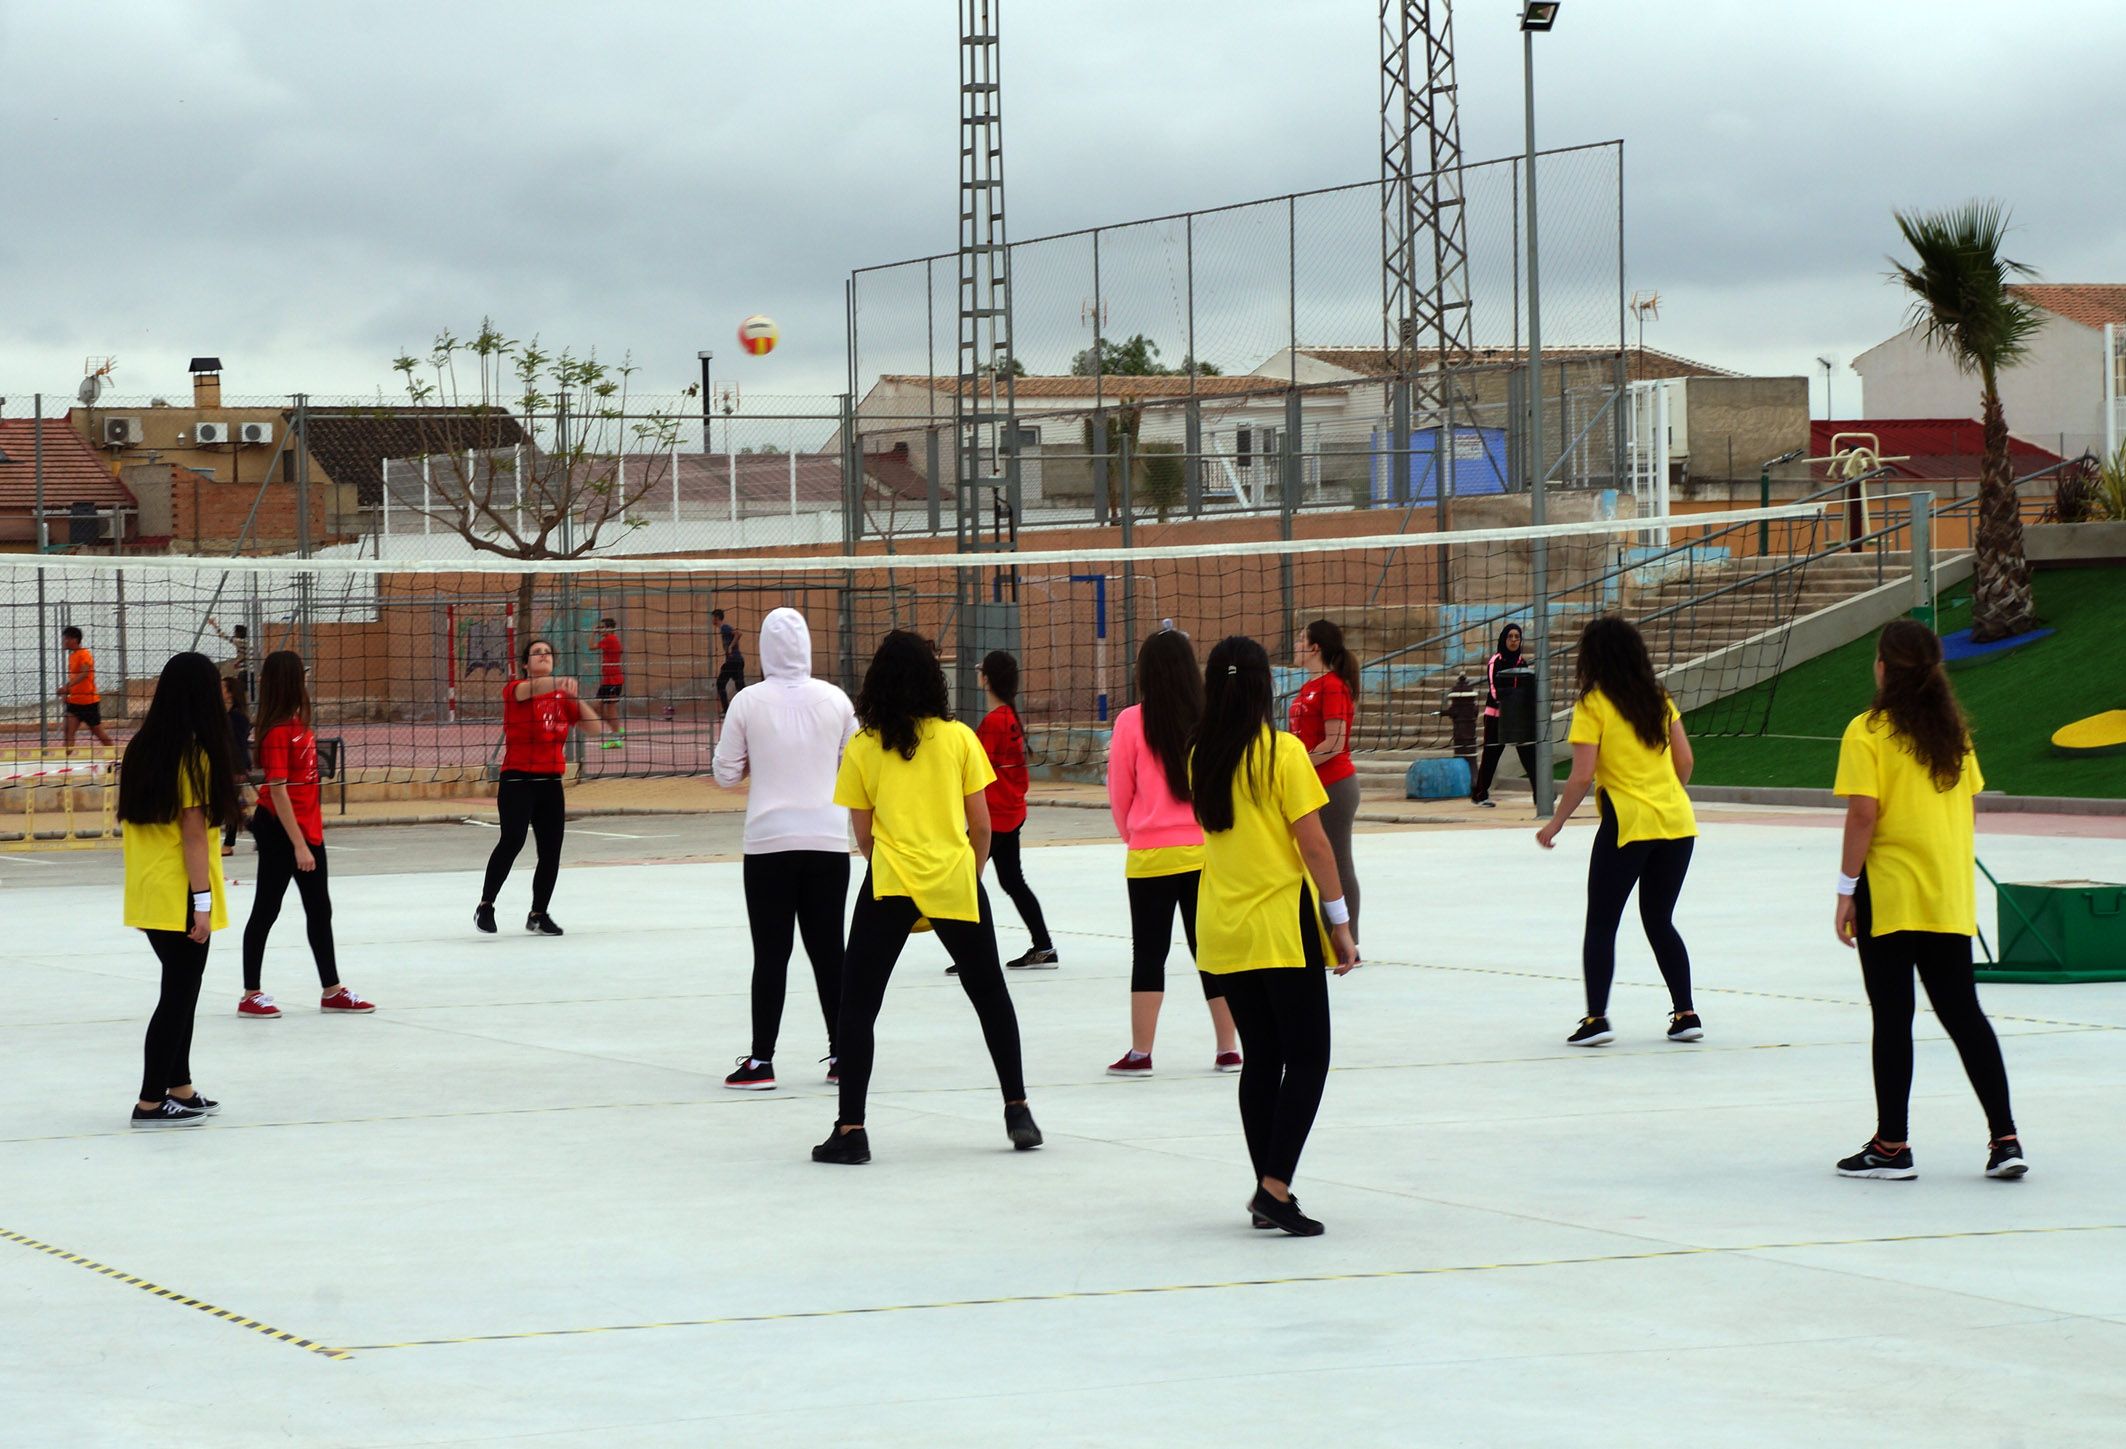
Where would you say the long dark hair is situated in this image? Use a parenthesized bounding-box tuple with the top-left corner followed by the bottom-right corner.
(856, 630, 951, 760)
(1192, 635, 1275, 833)
(120, 652, 241, 830)
(1136, 628, 1202, 802)
(1574, 616, 1670, 750)
(1306, 618, 1361, 697)
(981, 650, 1022, 730)
(1870, 619, 1969, 790)
(253, 650, 311, 737)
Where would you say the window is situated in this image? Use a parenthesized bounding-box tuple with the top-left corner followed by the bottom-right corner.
(1236, 427, 1252, 469)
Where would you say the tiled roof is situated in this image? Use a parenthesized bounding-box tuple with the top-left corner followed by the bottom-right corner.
(0, 418, 136, 514)
(1808, 419, 2064, 482)
(879, 373, 1315, 400)
(2008, 284, 2126, 329)
(306, 409, 529, 507)
(1293, 345, 1737, 381)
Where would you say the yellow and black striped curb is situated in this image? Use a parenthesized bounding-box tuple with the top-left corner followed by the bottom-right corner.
(0, 1227, 349, 1361)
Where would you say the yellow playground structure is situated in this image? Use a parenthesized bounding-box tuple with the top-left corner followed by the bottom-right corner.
(0, 746, 121, 851)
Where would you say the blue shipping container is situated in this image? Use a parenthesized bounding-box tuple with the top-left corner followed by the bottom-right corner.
(1370, 425, 1510, 506)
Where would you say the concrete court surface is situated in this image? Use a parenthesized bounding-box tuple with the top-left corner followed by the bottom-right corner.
(2, 806, 2123, 1448)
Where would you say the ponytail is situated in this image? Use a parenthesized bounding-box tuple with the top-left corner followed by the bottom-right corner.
(1305, 618, 1360, 697)
(1869, 619, 1969, 791)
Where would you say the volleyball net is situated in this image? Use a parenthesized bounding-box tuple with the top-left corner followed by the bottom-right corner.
(0, 498, 1909, 788)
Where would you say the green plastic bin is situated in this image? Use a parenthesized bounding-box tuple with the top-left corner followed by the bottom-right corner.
(1976, 879, 2126, 984)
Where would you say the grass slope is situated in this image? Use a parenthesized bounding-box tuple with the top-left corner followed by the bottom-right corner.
(1687, 567, 2126, 798)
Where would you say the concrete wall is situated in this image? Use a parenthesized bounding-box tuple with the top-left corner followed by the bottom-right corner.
(1680, 376, 1810, 484)
(1855, 315, 2105, 457)
(2025, 522, 2126, 565)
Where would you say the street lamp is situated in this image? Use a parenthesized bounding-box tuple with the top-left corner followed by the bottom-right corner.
(697, 350, 714, 453)
(1522, 1, 1558, 815)
(1816, 355, 1836, 421)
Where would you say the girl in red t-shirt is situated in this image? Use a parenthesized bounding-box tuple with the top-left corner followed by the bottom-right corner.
(1289, 618, 1363, 943)
(237, 650, 375, 1019)
(476, 637, 610, 936)
(976, 651, 1056, 970)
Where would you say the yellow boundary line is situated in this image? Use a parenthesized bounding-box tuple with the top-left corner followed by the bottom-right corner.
(333, 1222, 2126, 1355)
(0, 1227, 351, 1361)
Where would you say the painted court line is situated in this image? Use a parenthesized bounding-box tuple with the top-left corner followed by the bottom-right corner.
(0, 1227, 349, 1361)
(333, 1223, 2126, 1355)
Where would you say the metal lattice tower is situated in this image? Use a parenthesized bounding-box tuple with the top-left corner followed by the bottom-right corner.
(955, 0, 1019, 558)
(1380, 0, 1474, 390)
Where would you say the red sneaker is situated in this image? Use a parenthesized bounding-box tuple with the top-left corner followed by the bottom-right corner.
(1106, 1051, 1153, 1078)
(1214, 1051, 1243, 1073)
(236, 992, 281, 1020)
(320, 987, 376, 1014)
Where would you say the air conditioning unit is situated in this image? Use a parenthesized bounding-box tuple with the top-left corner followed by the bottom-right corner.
(194, 421, 230, 445)
(237, 420, 273, 445)
(103, 417, 143, 446)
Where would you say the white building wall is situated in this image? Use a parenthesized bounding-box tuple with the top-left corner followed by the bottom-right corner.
(1854, 313, 2106, 456)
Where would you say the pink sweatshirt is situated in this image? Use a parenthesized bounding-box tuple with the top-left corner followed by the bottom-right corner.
(1106, 705, 1204, 850)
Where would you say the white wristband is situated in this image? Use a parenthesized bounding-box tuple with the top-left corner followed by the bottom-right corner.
(191, 890, 213, 912)
(1835, 873, 1859, 898)
(1321, 896, 1351, 926)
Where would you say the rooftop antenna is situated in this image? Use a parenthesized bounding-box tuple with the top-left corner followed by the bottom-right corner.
(78, 356, 118, 406)
(1628, 291, 1660, 353)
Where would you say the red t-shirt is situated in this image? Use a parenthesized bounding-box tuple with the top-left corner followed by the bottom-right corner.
(1288, 671, 1357, 786)
(501, 681, 585, 775)
(976, 705, 1030, 833)
(257, 720, 324, 845)
(597, 632, 625, 687)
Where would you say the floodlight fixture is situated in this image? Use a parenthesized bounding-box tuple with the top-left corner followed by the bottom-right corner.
(1521, 2, 1560, 32)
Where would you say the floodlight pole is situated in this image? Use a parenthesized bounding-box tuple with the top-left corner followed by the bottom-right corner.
(698, 351, 714, 454)
(1523, 19, 1555, 816)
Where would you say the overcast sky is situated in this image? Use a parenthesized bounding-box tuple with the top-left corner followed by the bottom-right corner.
(3, 0, 2121, 418)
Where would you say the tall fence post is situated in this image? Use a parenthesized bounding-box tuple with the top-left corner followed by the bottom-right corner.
(1185, 211, 1201, 517)
(1119, 433, 1136, 694)
(1092, 413, 1110, 527)
(925, 429, 942, 534)
(1909, 490, 1935, 626)
(34, 392, 49, 752)
(294, 393, 314, 661)
(838, 391, 859, 692)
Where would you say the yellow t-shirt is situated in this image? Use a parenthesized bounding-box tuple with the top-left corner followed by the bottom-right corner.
(1568, 689, 1696, 845)
(1195, 730, 1333, 974)
(1126, 844, 1204, 879)
(834, 717, 997, 922)
(122, 750, 228, 932)
(1833, 711, 1983, 936)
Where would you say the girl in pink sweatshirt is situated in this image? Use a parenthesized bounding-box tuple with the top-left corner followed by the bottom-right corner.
(1105, 627, 1242, 1077)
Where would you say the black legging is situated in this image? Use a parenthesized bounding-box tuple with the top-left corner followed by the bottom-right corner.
(989, 826, 1052, 951)
(1582, 795, 1695, 1018)
(242, 811, 337, 993)
(482, 772, 566, 913)
(744, 850, 849, 1062)
(1216, 886, 1331, 1186)
(716, 661, 747, 710)
(1471, 715, 1538, 802)
(835, 873, 1026, 1124)
(1127, 870, 1224, 999)
(1854, 875, 2016, 1143)
(141, 928, 209, 1102)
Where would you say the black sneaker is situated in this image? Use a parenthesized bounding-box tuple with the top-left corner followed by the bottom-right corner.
(526, 912, 564, 937)
(1985, 1138, 2029, 1180)
(1666, 1012, 1704, 1042)
(167, 1092, 219, 1117)
(812, 1125, 871, 1164)
(822, 1055, 839, 1085)
(1005, 1103, 1043, 1150)
(1567, 1016, 1615, 1047)
(1474, 797, 1497, 809)
(1836, 1139, 1917, 1180)
(474, 902, 497, 934)
(723, 1057, 776, 1091)
(1007, 947, 1060, 970)
(1248, 1187, 1324, 1237)
(130, 1098, 209, 1129)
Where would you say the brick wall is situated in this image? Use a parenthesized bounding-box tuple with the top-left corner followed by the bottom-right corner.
(136, 465, 338, 554)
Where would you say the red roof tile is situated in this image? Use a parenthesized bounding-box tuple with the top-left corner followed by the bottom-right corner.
(2008, 284, 2126, 329)
(0, 418, 135, 514)
(880, 373, 1316, 400)
(1294, 345, 1734, 381)
(1809, 419, 2064, 482)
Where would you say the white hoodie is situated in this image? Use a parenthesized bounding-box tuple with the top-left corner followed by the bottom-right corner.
(712, 607, 857, 855)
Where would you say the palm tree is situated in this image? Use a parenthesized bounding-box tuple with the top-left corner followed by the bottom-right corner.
(1890, 202, 2043, 641)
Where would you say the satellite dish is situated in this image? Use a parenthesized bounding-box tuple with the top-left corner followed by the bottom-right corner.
(77, 373, 105, 405)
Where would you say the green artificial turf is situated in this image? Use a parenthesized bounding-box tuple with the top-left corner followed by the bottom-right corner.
(1685, 567, 2126, 799)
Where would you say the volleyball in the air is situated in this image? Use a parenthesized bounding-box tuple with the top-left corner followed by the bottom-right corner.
(738, 315, 779, 356)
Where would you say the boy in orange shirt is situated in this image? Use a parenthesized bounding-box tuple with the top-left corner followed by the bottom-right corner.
(59, 625, 115, 749)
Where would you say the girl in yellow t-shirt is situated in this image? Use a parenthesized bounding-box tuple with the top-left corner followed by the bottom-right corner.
(1192, 636, 1359, 1238)
(816, 630, 1040, 1165)
(1537, 616, 1701, 1048)
(119, 652, 243, 1128)
(1830, 619, 2022, 1182)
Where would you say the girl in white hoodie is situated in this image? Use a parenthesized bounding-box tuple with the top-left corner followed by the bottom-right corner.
(713, 607, 858, 1090)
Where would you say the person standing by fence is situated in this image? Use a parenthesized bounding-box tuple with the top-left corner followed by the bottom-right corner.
(976, 651, 1058, 972)
(120, 653, 241, 1127)
(714, 609, 748, 713)
(1471, 623, 1539, 809)
(1289, 619, 1362, 944)
(58, 625, 115, 750)
(593, 617, 626, 749)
